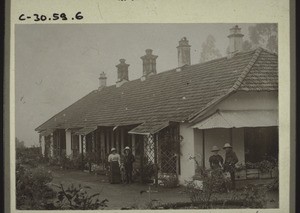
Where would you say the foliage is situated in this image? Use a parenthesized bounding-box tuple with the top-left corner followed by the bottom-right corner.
(44, 183, 108, 210)
(245, 157, 278, 173)
(16, 146, 44, 168)
(200, 35, 222, 63)
(189, 155, 207, 180)
(15, 137, 25, 149)
(16, 163, 56, 209)
(158, 173, 179, 188)
(140, 157, 156, 183)
(240, 184, 268, 208)
(159, 130, 183, 156)
(243, 24, 278, 53)
(184, 171, 228, 208)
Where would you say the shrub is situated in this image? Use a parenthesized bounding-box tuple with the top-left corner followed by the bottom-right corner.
(140, 157, 156, 183)
(16, 146, 43, 168)
(184, 171, 227, 209)
(158, 173, 179, 188)
(241, 184, 268, 208)
(44, 183, 108, 210)
(16, 163, 56, 209)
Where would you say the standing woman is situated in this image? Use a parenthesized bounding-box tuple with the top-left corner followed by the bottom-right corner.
(108, 148, 121, 184)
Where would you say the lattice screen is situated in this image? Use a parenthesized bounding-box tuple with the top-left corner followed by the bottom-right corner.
(141, 134, 158, 184)
(143, 134, 155, 164)
(158, 124, 180, 174)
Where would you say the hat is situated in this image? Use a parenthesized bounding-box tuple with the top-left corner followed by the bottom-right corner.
(211, 145, 220, 152)
(223, 143, 232, 149)
(111, 148, 116, 152)
(124, 146, 130, 150)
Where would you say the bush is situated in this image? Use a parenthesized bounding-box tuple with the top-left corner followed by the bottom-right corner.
(16, 163, 56, 209)
(159, 173, 179, 188)
(184, 171, 227, 208)
(241, 184, 268, 208)
(140, 157, 156, 183)
(16, 146, 43, 168)
(44, 183, 108, 210)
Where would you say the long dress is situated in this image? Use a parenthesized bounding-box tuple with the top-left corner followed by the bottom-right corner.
(108, 153, 121, 184)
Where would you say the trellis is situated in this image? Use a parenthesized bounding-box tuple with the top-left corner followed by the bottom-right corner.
(158, 123, 181, 175)
(140, 134, 158, 185)
(139, 123, 181, 185)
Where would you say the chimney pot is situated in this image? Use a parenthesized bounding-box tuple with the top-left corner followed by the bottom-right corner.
(140, 49, 158, 78)
(116, 59, 129, 86)
(177, 37, 191, 67)
(98, 72, 107, 90)
(227, 25, 244, 57)
(146, 49, 153, 55)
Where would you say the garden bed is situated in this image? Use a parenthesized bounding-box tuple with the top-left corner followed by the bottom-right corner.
(152, 200, 247, 209)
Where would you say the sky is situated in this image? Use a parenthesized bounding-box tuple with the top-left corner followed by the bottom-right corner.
(15, 23, 253, 146)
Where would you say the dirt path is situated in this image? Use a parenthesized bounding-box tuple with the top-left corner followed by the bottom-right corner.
(50, 169, 189, 209)
(50, 168, 278, 209)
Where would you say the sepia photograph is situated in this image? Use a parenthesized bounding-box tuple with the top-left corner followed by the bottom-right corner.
(14, 23, 279, 210)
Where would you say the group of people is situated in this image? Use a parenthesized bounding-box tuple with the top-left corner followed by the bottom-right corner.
(107, 146, 135, 184)
(108, 143, 238, 188)
(209, 143, 238, 189)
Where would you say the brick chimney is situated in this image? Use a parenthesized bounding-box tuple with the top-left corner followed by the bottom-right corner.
(228, 25, 244, 57)
(177, 37, 191, 67)
(98, 72, 107, 90)
(116, 59, 129, 87)
(140, 49, 158, 79)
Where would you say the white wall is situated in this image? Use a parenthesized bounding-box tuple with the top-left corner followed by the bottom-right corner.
(218, 91, 278, 111)
(79, 135, 82, 153)
(65, 130, 72, 157)
(41, 136, 45, 157)
(179, 123, 196, 184)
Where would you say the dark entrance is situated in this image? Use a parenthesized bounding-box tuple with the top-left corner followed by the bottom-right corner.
(244, 127, 278, 163)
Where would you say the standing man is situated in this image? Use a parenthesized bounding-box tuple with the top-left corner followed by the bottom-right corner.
(223, 143, 238, 189)
(123, 146, 135, 184)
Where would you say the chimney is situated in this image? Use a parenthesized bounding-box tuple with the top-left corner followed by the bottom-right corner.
(228, 25, 244, 57)
(98, 72, 107, 90)
(116, 59, 129, 87)
(177, 37, 191, 67)
(140, 49, 158, 78)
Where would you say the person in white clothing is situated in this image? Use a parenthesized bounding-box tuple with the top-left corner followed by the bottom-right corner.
(107, 148, 121, 184)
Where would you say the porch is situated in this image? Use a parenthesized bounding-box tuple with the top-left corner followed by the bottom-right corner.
(40, 122, 182, 185)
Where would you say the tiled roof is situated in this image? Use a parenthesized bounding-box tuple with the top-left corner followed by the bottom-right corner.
(36, 48, 278, 133)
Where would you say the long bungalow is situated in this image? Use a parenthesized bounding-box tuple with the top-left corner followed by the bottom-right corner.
(36, 25, 278, 184)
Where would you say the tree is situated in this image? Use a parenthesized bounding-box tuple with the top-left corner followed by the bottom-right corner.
(199, 35, 222, 63)
(16, 137, 25, 149)
(244, 24, 278, 53)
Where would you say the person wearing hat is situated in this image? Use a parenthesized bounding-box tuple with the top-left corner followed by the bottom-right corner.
(209, 145, 224, 170)
(108, 148, 121, 184)
(122, 146, 135, 184)
(223, 143, 238, 189)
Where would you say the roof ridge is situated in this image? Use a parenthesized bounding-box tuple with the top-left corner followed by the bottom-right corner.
(231, 47, 263, 91)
